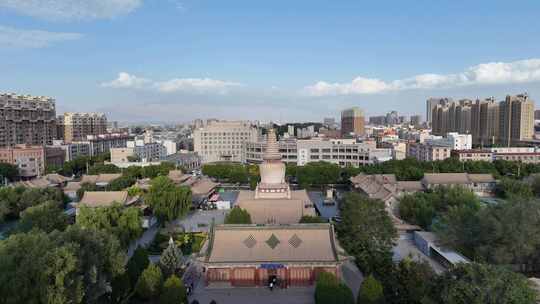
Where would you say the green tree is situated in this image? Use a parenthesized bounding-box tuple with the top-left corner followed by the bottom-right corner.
(427, 263, 536, 304)
(77, 182, 99, 200)
(380, 259, 434, 304)
(358, 275, 384, 304)
(0, 226, 125, 304)
(315, 272, 354, 304)
(399, 186, 480, 230)
(495, 178, 533, 199)
(224, 207, 252, 224)
(77, 204, 143, 247)
(160, 275, 187, 304)
(159, 237, 184, 277)
(299, 215, 327, 223)
(110, 273, 131, 304)
(136, 263, 163, 300)
(337, 193, 397, 276)
(145, 176, 192, 223)
(0, 187, 66, 222)
(88, 163, 121, 175)
(127, 246, 150, 285)
(296, 161, 341, 188)
(17, 200, 68, 233)
(0, 162, 18, 181)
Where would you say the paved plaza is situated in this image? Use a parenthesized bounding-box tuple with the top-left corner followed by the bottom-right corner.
(189, 286, 315, 304)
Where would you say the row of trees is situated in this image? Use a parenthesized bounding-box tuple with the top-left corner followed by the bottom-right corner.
(335, 192, 536, 303)
(76, 162, 179, 199)
(201, 157, 540, 190)
(435, 196, 540, 274)
(77, 204, 143, 248)
(47, 153, 112, 177)
(0, 186, 67, 223)
(398, 186, 480, 230)
(121, 244, 187, 303)
(0, 226, 126, 303)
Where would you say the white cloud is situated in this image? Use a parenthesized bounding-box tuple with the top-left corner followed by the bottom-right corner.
(102, 72, 242, 94)
(0, 0, 142, 21)
(101, 72, 150, 88)
(0, 25, 82, 49)
(154, 78, 242, 94)
(305, 58, 540, 96)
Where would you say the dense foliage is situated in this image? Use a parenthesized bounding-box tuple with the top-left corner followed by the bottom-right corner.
(435, 197, 540, 273)
(17, 200, 69, 233)
(145, 176, 192, 223)
(336, 192, 397, 275)
(0, 186, 66, 223)
(202, 163, 249, 184)
(77, 204, 143, 247)
(159, 238, 184, 277)
(224, 207, 252, 224)
(427, 263, 536, 304)
(160, 275, 187, 304)
(0, 226, 126, 304)
(296, 161, 341, 188)
(0, 162, 18, 182)
(299, 215, 327, 223)
(49, 153, 111, 177)
(358, 275, 384, 304)
(495, 177, 534, 199)
(135, 263, 163, 300)
(398, 186, 480, 229)
(380, 259, 435, 304)
(314, 272, 354, 304)
(127, 246, 150, 285)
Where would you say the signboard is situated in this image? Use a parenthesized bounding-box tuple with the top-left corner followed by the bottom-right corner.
(260, 263, 285, 269)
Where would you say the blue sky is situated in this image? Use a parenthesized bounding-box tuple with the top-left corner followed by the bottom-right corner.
(1, 0, 540, 123)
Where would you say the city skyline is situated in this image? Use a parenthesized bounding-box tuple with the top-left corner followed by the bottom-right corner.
(2, 1, 540, 122)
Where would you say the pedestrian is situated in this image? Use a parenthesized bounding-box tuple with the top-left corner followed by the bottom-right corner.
(269, 281, 274, 291)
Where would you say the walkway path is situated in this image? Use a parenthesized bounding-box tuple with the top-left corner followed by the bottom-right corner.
(127, 224, 159, 258)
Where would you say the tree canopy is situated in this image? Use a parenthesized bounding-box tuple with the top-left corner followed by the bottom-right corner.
(160, 275, 187, 304)
(224, 207, 252, 224)
(135, 263, 163, 300)
(314, 272, 354, 304)
(358, 275, 384, 304)
(17, 200, 69, 233)
(0, 226, 126, 304)
(145, 176, 192, 223)
(336, 192, 397, 276)
(427, 263, 536, 304)
(399, 185, 481, 230)
(77, 204, 142, 247)
(435, 197, 540, 273)
(0, 186, 66, 223)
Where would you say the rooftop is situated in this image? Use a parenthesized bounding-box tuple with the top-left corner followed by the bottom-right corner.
(204, 224, 341, 264)
(78, 191, 130, 208)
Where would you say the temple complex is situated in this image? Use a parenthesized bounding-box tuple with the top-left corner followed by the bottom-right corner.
(236, 129, 316, 224)
(200, 224, 345, 287)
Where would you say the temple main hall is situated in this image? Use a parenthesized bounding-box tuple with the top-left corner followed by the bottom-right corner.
(200, 224, 344, 287)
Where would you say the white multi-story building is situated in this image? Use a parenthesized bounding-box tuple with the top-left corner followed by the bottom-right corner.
(244, 137, 384, 167)
(425, 132, 472, 150)
(127, 140, 167, 162)
(193, 121, 259, 163)
(407, 142, 452, 162)
(51, 133, 131, 161)
(156, 139, 177, 156)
